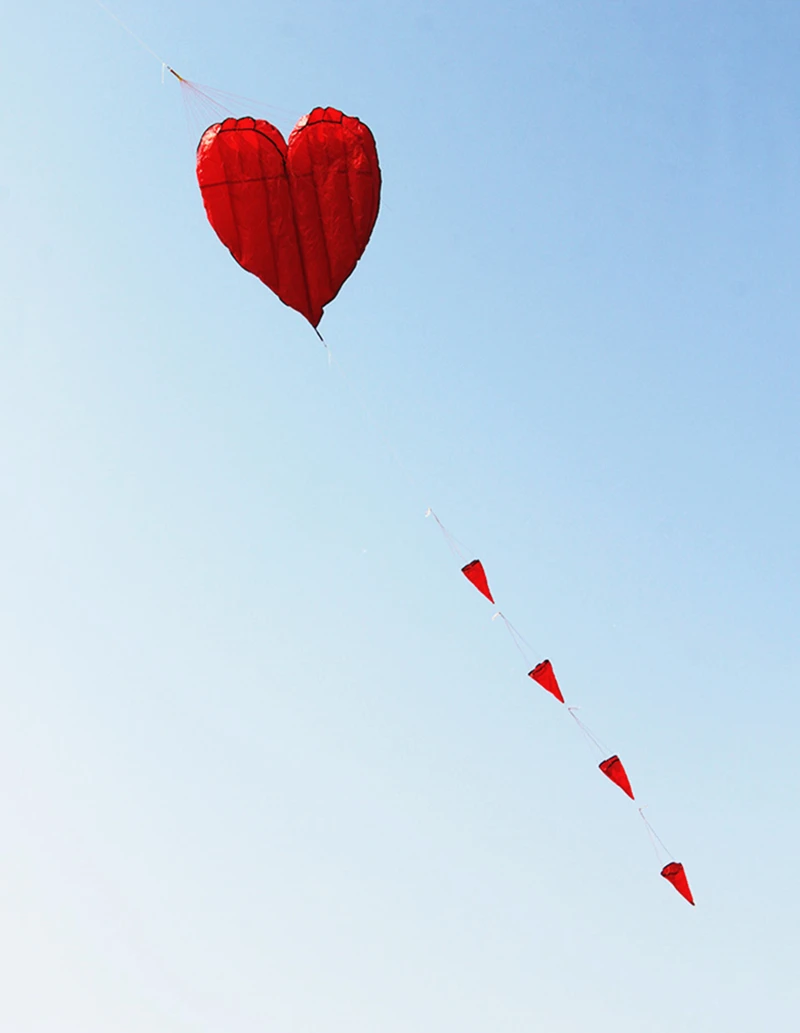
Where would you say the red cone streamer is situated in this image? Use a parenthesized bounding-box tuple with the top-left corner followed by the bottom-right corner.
(528, 660, 564, 703)
(598, 755, 634, 799)
(461, 560, 494, 603)
(661, 862, 695, 905)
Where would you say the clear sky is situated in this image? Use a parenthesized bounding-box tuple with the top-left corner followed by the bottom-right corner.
(1, 1, 798, 1030)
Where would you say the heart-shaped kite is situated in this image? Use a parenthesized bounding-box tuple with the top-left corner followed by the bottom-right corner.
(196, 107, 381, 328)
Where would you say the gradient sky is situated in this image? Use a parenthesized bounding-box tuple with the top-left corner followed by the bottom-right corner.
(1, 2, 799, 1030)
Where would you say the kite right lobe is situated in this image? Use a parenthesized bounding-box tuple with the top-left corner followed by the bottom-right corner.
(661, 862, 695, 905)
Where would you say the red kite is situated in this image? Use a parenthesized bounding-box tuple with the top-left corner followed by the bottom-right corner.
(196, 108, 381, 327)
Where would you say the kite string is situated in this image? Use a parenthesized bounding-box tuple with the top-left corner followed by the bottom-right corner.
(94, 0, 305, 133)
(95, 1, 299, 128)
(93, 0, 183, 78)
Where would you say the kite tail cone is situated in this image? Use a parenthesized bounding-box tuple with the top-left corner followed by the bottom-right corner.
(661, 862, 695, 905)
(528, 660, 564, 703)
(461, 560, 494, 603)
(598, 755, 635, 799)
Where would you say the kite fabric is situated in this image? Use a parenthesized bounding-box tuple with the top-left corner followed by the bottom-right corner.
(598, 755, 634, 799)
(196, 107, 381, 327)
(528, 659, 564, 703)
(661, 862, 695, 905)
(461, 560, 495, 603)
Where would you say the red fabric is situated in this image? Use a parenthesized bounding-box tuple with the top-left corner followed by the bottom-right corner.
(461, 560, 494, 603)
(598, 755, 634, 799)
(196, 108, 381, 327)
(661, 862, 695, 905)
(528, 660, 564, 703)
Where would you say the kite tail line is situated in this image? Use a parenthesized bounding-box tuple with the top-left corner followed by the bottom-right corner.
(322, 327, 690, 899)
(568, 707, 609, 757)
(423, 505, 691, 897)
(639, 808, 673, 863)
(492, 611, 541, 664)
(324, 344, 424, 500)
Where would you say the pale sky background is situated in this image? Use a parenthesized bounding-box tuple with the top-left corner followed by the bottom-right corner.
(1, 1, 799, 1030)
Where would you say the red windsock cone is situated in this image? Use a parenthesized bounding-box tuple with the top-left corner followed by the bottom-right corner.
(527, 660, 564, 703)
(661, 862, 695, 905)
(598, 755, 635, 799)
(461, 560, 494, 603)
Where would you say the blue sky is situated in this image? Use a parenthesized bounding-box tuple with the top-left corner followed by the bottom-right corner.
(1, 1, 799, 1029)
